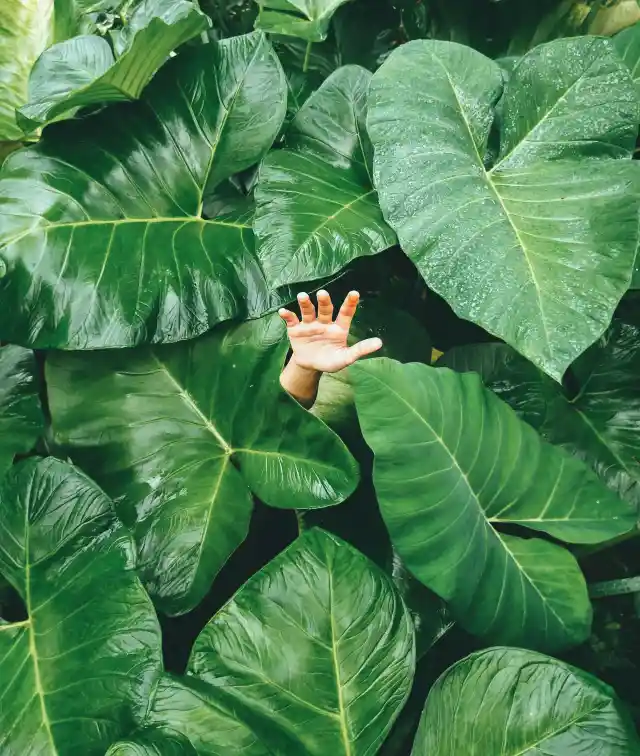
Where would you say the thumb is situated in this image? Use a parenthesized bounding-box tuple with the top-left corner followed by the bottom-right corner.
(345, 337, 383, 365)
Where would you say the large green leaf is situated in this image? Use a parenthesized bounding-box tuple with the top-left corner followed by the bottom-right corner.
(0, 31, 288, 349)
(412, 647, 640, 755)
(149, 528, 415, 755)
(17, 0, 210, 132)
(107, 728, 197, 755)
(351, 358, 636, 651)
(0, 457, 162, 755)
(0, 345, 44, 478)
(614, 20, 640, 96)
(46, 315, 358, 614)
(254, 0, 353, 41)
(443, 321, 640, 510)
(367, 37, 640, 380)
(0, 0, 54, 140)
(254, 65, 395, 288)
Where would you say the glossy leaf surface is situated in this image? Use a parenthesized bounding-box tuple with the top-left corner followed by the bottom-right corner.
(17, 0, 209, 131)
(255, 65, 396, 288)
(106, 728, 197, 756)
(179, 528, 415, 755)
(0, 0, 53, 140)
(412, 648, 640, 755)
(444, 321, 640, 509)
(368, 37, 639, 380)
(254, 0, 353, 41)
(0, 457, 162, 755)
(614, 20, 640, 96)
(351, 358, 635, 650)
(46, 316, 358, 614)
(0, 345, 43, 478)
(0, 31, 288, 349)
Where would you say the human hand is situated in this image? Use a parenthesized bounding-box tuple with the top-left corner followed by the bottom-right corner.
(278, 289, 383, 407)
(279, 290, 383, 374)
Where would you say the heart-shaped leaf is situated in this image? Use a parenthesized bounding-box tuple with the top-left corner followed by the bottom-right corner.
(254, 0, 353, 42)
(46, 315, 359, 614)
(412, 647, 640, 755)
(351, 358, 636, 651)
(17, 0, 209, 132)
(0, 31, 288, 349)
(0, 457, 162, 755)
(368, 37, 640, 380)
(149, 528, 415, 755)
(0, 345, 43, 478)
(255, 65, 396, 289)
(443, 320, 640, 509)
(0, 0, 53, 140)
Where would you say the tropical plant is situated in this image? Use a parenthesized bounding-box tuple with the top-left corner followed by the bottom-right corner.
(2, 0, 640, 753)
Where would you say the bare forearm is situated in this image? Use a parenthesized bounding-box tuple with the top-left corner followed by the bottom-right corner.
(280, 358, 321, 408)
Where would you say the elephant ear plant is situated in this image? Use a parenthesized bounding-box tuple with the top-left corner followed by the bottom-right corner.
(2, 0, 640, 753)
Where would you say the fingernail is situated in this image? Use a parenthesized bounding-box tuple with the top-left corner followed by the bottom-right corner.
(349, 290, 359, 298)
(278, 308, 287, 316)
(373, 338, 383, 348)
(297, 292, 309, 300)
(317, 289, 329, 297)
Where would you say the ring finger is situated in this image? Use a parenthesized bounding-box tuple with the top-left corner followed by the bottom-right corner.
(297, 292, 316, 323)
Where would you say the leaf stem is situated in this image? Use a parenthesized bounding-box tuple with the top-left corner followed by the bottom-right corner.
(303, 40, 312, 73)
(295, 510, 306, 534)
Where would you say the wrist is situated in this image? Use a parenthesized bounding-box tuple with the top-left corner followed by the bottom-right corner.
(285, 356, 321, 378)
(280, 357, 322, 408)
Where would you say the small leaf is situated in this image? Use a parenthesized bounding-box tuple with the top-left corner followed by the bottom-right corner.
(254, 0, 353, 42)
(351, 358, 636, 651)
(46, 315, 358, 614)
(368, 37, 640, 380)
(412, 647, 640, 755)
(255, 65, 396, 288)
(0, 345, 43, 478)
(0, 32, 289, 349)
(153, 528, 415, 755)
(106, 728, 197, 755)
(0, 457, 162, 755)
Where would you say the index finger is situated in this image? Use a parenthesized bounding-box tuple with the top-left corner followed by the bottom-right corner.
(335, 290, 360, 330)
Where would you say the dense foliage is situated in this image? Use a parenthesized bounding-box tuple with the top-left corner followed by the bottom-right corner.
(2, 0, 640, 753)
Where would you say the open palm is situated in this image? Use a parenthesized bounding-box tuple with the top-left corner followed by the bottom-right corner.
(279, 290, 382, 373)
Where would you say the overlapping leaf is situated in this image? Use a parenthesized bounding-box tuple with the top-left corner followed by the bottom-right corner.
(46, 315, 358, 614)
(148, 528, 415, 755)
(614, 20, 640, 96)
(368, 37, 640, 380)
(351, 358, 636, 651)
(412, 647, 640, 755)
(107, 728, 197, 756)
(255, 65, 396, 288)
(0, 345, 43, 478)
(0, 0, 53, 140)
(443, 320, 640, 509)
(0, 457, 162, 755)
(17, 0, 209, 132)
(254, 0, 352, 41)
(0, 31, 289, 349)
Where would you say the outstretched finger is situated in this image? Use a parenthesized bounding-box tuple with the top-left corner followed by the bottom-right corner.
(278, 308, 300, 328)
(336, 290, 360, 330)
(345, 337, 383, 365)
(316, 289, 333, 324)
(297, 292, 316, 323)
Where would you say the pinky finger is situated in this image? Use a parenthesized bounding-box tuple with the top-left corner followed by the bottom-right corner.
(345, 337, 383, 365)
(278, 308, 300, 327)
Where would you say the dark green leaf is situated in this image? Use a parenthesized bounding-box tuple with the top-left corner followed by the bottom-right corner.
(614, 20, 640, 96)
(255, 65, 396, 288)
(0, 31, 288, 349)
(17, 0, 209, 132)
(254, 0, 353, 42)
(170, 528, 415, 755)
(443, 321, 640, 509)
(0, 0, 53, 140)
(0, 345, 43, 478)
(46, 315, 358, 614)
(0, 457, 162, 755)
(106, 728, 197, 756)
(352, 358, 636, 651)
(412, 647, 640, 755)
(368, 37, 639, 380)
